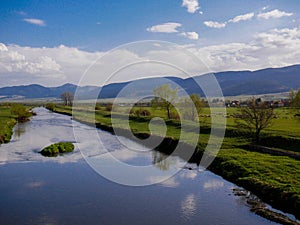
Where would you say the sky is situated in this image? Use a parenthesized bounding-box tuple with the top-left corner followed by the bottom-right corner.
(0, 0, 300, 87)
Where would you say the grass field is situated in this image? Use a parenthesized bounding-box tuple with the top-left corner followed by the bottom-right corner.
(0, 104, 34, 144)
(0, 105, 17, 144)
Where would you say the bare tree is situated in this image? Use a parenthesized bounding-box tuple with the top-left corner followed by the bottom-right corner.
(235, 98, 275, 143)
(60, 92, 73, 106)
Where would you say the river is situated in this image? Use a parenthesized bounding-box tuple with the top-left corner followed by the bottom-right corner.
(0, 107, 279, 224)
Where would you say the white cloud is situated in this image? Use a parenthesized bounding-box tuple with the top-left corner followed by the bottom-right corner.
(0, 44, 61, 76)
(182, 0, 200, 13)
(0, 43, 103, 86)
(229, 12, 254, 23)
(180, 31, 199, 40)
(204, 9, 293, 29)
(2, 26, 300, 87)
(203, 12, 254, 29)
(147, 22, 182, 33)
(262, 6, 269, 11)
(257, 9, 293, 19)
(23, 18, 46, 26)
(203, 21, 226, 28)
(189, 26, 300, 71)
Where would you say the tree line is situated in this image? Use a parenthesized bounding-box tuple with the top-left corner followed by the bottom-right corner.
(57, 86, 300, 144)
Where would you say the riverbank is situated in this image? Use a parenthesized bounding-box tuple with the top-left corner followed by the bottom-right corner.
(50, 105, 300, 222)
(0, 106, 17, 144)
(0, 105, 34, 144)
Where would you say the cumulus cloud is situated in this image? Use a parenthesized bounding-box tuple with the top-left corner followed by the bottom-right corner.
(229, 12, 254, 23)
(182, 0, 200, 13)
(0, 43, 103, 86)
(2, 25, 300, 87)
(0, 43, 61, 75)
(180, 31, 199, 40)
(23, 18, 46, 26)
(257, 9, 293, 19)
(146, 22, 182, 33)
(189, 26, 300, 71)
(203, 21, 226, 28)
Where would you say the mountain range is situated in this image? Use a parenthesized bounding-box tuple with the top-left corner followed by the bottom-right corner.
(1, 64, 300, 100)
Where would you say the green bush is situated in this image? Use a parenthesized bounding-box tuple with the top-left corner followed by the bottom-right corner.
(169, 111, 180, 120)
(130, 108, 151, 117)
(105, 103, 113, 112)
(10, 104, 32, 122)
(40, 142, 74, 157)
(95, 103, 101, 110)
(45, 102, 55, 111)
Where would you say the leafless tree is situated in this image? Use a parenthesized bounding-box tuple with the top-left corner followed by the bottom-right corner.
(60, 92, 73, 106)
(235, 98, 275, 143)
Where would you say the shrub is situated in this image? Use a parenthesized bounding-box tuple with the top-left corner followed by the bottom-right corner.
(45, 102, 55, 111)
(169, 111, 180, 120)
(105, 103, 113, 112)
(131, 108, 151, 117)
(40, 142, 74, 157)
(95, 103, 101, 110)
(11, 104, 32, 122)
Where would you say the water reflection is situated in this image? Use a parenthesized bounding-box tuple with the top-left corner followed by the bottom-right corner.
(203, 180, 225, 190)
(180, 169, 198, 180)
(148, 176, 180, 188)
(13, 123, 26, 139)
(152, 150, 177, 171)
(25, 181, 45, 189)
(181, 193, 197, 220)
(0, 108, 81, 164)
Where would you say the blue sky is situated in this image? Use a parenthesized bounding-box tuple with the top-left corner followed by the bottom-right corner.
(0, 0, 300, 86)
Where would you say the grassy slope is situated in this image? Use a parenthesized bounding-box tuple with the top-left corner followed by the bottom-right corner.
(0, 106, 17, 143)
(52, 104, 300, 218)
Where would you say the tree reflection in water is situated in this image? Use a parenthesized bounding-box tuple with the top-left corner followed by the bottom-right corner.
(14, 123, 26, 139)
(152, 150, 177, 171)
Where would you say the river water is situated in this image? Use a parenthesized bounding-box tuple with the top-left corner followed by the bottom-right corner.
(0, 107, 279, 224)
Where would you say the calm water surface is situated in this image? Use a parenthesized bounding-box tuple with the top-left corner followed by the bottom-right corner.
(0, 108, 278, 224)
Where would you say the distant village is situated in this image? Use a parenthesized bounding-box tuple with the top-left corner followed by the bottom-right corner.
(225, 98, 289, 108)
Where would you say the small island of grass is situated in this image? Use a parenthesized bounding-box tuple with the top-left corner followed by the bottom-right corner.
(40, 142, 74, 157)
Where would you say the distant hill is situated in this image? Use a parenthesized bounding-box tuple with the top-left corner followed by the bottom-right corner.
(1, 64, 300, 99)
(97, 64, 300, 98)
(0, 83, 99, 100)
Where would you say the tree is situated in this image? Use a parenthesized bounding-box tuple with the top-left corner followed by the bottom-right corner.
(181, 94, 204, 120)
(290, 88, 300, 108)
(60, 92, 73, 106)
(235, 98, 275, 143)
(152, 84, 178, 119)
(11, 104, 32, 122)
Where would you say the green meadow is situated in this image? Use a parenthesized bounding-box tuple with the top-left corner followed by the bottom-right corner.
(0, 105, 17, 144)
